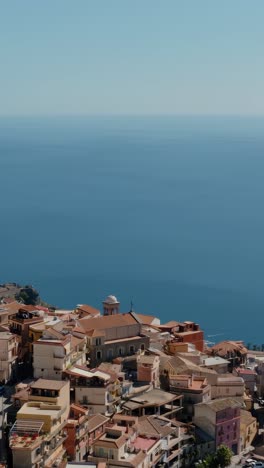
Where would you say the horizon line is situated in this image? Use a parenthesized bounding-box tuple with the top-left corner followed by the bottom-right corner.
(1, 113, 264, 118)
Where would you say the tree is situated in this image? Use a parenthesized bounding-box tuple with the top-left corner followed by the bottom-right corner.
(197, 445, 233, 468)
(15, 286, 40, 305)
(215, 445, 233, 467)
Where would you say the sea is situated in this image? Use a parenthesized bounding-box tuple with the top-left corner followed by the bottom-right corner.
(1, 115, 264, 346)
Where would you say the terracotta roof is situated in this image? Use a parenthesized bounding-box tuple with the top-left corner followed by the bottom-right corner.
(31, 379, 68, 390)
(134, 313, 159, 325)
(42, 328, 65, 340)
(87, 414, 109, 432)
(70, 335, 86, 349)
(72, 325, 86, 334)
(137, 355, 158, 365)
(137, 416, 173, 437)
(70, 403, 88, 416)
(211, 340, 248, 356)
(1, 301, 21, 313)
(159, 321, 180, 328)
(76, 304, 101, 317)
(79, 312, 140, 332)
(86, 329, 106, 337)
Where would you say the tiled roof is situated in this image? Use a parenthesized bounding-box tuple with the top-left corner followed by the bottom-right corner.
(76, 304, 101, 317)
(31, 379, 68, 390)
(137, 416, 173, 437)
(137, 355, 157, 365)
(86, 329, 105, 337)
(70, 335, 86, 349)
(79, 312, 140, 332)
(196, 397, 242, 412)
(87, 414, 109, 432)
(159, 321, 180, 328)
(211, 340, 248, 356)
(134, 313, 159, 325)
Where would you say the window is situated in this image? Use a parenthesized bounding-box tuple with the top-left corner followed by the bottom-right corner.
(141, 344, 145, 351)
(129, 345, 135, 354)
(95, 338, 101, 346)
(96, 350, 102, 360)
(107, 349, 113, 359)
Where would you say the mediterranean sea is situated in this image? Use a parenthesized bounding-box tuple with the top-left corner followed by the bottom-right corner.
(1, 116, 264, 346)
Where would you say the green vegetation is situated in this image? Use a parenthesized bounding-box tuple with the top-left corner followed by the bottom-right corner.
(196, 445, 233, 468)
(15, 286, 40, 305)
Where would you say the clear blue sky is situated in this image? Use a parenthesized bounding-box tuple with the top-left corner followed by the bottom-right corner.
(1, 1, 264, 115)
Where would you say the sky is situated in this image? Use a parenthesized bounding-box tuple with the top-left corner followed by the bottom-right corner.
(1, 1, 264, 115)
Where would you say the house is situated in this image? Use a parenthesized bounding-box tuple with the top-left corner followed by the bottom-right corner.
(137, 354, 160, 388)
(201, 356, 229, 374)
(234, 368, 257, 395)
(159, 354, 217, 391)
(136, 415, 194, 467)
(9, 307, 45, 360)
(33, 328, 86, 380)
(211, 375, 245, 399)
(240, 409, 257, 451)
(65, 404, 90, 462)
(134, 314, 161, 327)
(9, 379, 70, 468)
(79, 309, 149, 367)
(210, 341, 247, 369)
(88, 425, 148, 468)
(193, 398, 241, 455)
(75, 304, 101, 319)
(64, 365, 123, 416)
(122, 388, 182, 419)
(159, 321, 204, 352)
(0, 331, 18, 382)
(169, 375, 211, 418)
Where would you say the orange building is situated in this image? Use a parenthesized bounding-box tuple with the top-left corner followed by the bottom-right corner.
(159, 321, 204, 352)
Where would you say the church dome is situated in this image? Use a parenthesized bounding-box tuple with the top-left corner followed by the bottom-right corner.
(104, 295, 119, 304)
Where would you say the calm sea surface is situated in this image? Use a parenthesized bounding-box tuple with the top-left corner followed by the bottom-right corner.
(1, 116, 264, 345)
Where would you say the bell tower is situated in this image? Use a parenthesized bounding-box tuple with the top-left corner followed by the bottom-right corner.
(103, 295, 120, 316)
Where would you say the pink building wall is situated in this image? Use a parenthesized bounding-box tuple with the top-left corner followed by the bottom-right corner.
(215, 407, 240, 454)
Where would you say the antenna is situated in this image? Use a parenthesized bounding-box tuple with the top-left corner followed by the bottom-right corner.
(130, 299, 134, 312)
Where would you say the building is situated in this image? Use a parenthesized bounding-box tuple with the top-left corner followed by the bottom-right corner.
(75, 304, 100, 319)
(33, 328, 86, 380)
(211, 375, 245, 399)
(9, 307, 45, 360)
(0, 331, 18, 382)
(234, 368, 257, 395)
(122, 388, 182, 419)
(65, 404, 90, 462)
(102, 296, 120, 316)
(201, 356, 229, 374)
(64, 365, 123, 416)
(169, 375, 211, 418)
(137, 354, 160, 387)
(159, 321, 204, 352)
(88, 427, 147, 468)
(240, 409, 257, 451)
(136, 415, 194, 467)
(193, 398, 241, 455)
(210, 341, 247, 369)
(9, 379, 70, 468)
(79, 310, 149, 367)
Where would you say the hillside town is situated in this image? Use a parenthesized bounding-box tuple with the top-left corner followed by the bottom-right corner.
(0, 286, 264, 467)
